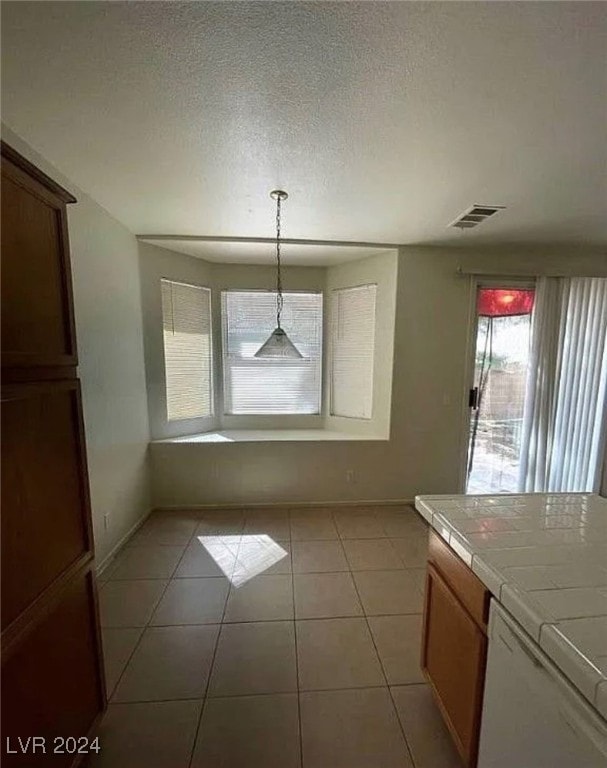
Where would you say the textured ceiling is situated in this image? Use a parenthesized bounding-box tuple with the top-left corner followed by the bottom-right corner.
(2, 2, 606, 250)
(142, 237, 386, 267)
(140, 238, 392, 266)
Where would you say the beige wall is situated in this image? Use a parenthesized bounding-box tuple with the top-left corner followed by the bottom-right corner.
(151, 246, 469, 506)
(325, 251, 398, 438)
(454, 246, 607, 278)
(211, 261, 327, 431)
(151, 245, 607, 507)
(2, 127, 152, 563)
(139, 241, 217, 439)
(7, 123, 604, 515)
(140, 242, 398, 439)
(139, 243, 329, 437)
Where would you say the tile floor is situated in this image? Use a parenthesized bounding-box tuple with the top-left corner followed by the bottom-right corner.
(91, 505, 463, 768)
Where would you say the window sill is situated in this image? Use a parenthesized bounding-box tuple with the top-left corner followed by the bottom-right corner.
(152, 429, 388, 444)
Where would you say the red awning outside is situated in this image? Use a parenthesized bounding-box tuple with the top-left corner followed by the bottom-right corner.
(477, 288, 535, 318)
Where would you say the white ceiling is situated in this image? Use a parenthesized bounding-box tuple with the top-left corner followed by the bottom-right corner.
(140, 238, 392, 266)
(2, 2, 606, 252)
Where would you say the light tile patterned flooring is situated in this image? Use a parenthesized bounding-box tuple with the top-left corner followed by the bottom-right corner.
(91, 505, 463, 768)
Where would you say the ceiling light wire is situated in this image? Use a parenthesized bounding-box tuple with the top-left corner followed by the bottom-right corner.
(254, 190, 304, 359)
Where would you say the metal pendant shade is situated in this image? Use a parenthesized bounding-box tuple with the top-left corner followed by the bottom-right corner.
(254, 326, 303, 358)
(254, 190, 304, 359)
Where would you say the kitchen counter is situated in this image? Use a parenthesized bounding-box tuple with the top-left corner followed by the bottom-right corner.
(415, 493, 607, 720)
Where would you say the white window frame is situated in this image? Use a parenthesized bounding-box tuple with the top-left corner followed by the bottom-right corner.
(220, 289, 324, 416)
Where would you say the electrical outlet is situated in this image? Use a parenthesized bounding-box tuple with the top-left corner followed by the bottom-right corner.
(346, 469, 355, 484)
(104, 513, 110, 531)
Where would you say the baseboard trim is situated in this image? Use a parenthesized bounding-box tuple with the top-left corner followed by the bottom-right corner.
(152, 498, 415, 513)
(96, 508, 153, 578)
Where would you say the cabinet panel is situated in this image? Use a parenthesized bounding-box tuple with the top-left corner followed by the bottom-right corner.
(1, 380, 91, 629)
(1, 142, 104, 768)
(422, 563, 487, 768)
(1, 570, 104, 767)
(1, 156, 76, 369)
(428, 530, 489, 629)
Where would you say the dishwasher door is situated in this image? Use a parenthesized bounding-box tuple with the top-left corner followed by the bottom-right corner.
(478, 601, 607, 768)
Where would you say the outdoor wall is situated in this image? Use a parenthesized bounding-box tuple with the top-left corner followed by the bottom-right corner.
(2, 126, 152, 563)
(151, 244, 607, 507)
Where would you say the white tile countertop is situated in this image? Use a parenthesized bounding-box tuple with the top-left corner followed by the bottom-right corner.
(415, 493, 607, 719)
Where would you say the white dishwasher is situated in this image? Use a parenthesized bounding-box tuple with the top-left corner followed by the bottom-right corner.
(478, 601, 607, 768)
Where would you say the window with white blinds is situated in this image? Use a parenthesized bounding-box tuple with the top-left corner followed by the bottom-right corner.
(330, 284, 377, 419)
(222, 291, 323, 414)
(161, 279, 213, 421)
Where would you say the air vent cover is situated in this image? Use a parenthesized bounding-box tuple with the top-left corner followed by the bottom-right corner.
(450, 205, 505, 230)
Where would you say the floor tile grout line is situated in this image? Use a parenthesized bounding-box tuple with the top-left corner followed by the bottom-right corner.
(105, 564, 426, 581)
(103, 516, 197, 699)
(142, 609, 424, 629)
(107, 577, 175, 703)
(291, 549, 305, 768)
(386, 536, 410, 569)
(185, 530, 237, 768)
(106, 682, 430, 707)
(117, 519, 205, 766)
(103, 625, 146, 702)
(118, 535, 414, 576)
(348, 568, 389, 690)
(207, 681, 425, 697)
(349, 565, 419, 768)
(123, 607, 424, 631)
(387, 683, 419, 768)
(374, 505, 427, 766)
(99, 506, 427, 764)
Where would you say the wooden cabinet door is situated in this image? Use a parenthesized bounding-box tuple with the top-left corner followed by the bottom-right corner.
(1, 380, 92, 629)
(422, 563, 487, 768)
(1, 142, 105, 768)
(1, 145, 77, 370)
(2, 571, 105, 768)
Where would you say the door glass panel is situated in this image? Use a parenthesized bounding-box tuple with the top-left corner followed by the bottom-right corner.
(466, 287, 534, 494)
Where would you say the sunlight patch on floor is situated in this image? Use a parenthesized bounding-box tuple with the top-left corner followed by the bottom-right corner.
(197, 534, 288, 587)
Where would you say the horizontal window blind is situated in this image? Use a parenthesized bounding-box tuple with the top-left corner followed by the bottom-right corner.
(222, 291, 322, 414)
(161, 279, 213, 421)
(330, 284, 377, 419)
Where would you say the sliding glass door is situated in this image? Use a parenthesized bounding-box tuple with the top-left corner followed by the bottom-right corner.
(465, 277, 607, 495)
(466, 285, 535, 494)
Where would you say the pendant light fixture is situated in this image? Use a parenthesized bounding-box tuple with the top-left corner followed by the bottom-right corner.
(254, 190, 303, 359)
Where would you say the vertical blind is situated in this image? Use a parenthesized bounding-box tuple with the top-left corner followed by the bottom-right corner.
(222, 291, 323, 414)
(548, 277, 607, 491)
(161, 279, 213, 421)
(330, 284, 377, 419)
(519, 276, 607, 492)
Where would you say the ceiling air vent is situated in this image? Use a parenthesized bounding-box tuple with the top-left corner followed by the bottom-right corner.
(449, 205, 505, 230)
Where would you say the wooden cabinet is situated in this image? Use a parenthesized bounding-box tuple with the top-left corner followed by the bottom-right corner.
(1, 146, 77, 369)
(421, 530, 490, 768)
(2, 572, 103, 768)
(1, 142, 105, 767)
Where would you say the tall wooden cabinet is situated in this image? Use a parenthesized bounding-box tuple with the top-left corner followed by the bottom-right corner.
(1, 142, 106, 766)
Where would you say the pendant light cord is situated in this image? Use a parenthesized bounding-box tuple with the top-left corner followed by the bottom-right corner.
(275, 193, 283, 329)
